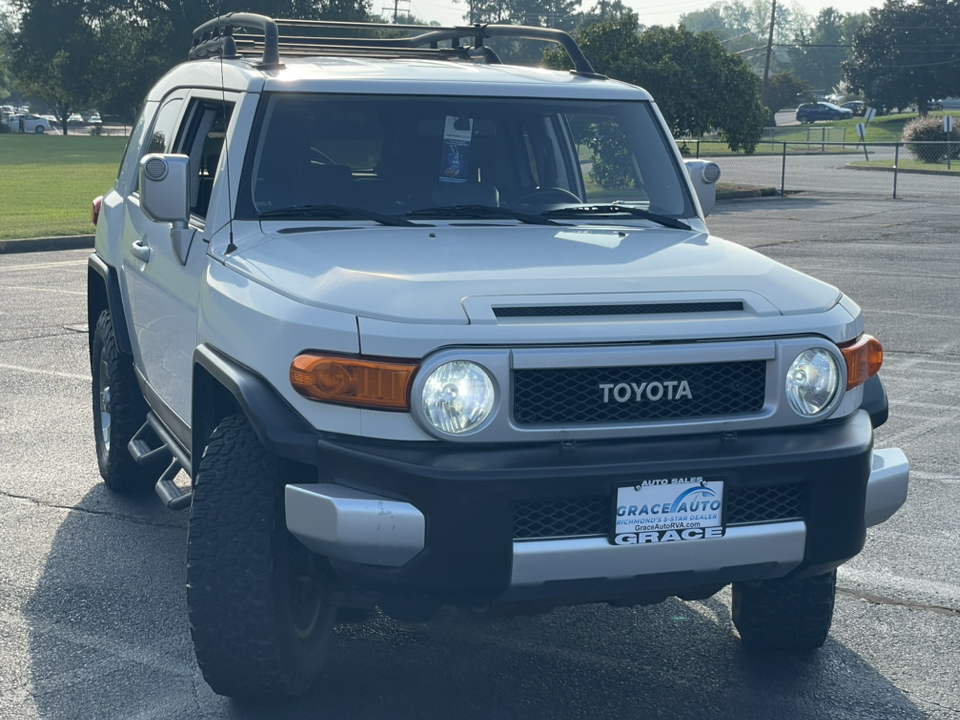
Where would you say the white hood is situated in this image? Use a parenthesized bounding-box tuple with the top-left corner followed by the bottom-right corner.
(224, 223, 840, 324)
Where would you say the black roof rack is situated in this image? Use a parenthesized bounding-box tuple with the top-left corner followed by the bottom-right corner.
(189, 13, 605, 79)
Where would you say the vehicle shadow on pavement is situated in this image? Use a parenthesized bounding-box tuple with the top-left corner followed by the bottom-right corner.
(24, 489, 930, 720)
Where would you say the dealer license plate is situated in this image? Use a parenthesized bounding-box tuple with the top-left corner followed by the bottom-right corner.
(612, 475, 725, 545)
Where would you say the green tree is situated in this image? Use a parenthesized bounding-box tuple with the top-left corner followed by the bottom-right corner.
(10, 0, 374, 126)
(844, 0, 960, 115)
(571, 0, 633, 30)
(789, 7, 865, 95)
(546, 15, 767, 152)
(453, 0, 582, 30)
(90, 16, 166, 121)
(11, 0, 96, 134)
(86, 0, 374, 76)
(680, 0, 807, 77)
(763, 70, 811, 118)
(0, 11, 15, 102)
(451, 0, 583, 66)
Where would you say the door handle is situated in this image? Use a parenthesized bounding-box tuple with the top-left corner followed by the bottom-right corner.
(132, 238, 151, 263)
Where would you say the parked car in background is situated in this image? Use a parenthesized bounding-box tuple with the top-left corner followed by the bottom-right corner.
(3, 113, 53, 133)
(86, 112, 102, 124)
(796, 102, 854, 123)
(932, 98, 960, 110)
(67, 113, 85, 124)
(841, 101, 865, 116)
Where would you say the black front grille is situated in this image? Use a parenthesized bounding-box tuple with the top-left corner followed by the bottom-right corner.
(513, 361, 766, 425)
(514, 496, 609, 539)
(494, 302, 743, 318)
(726, 483, 802, 525)
(513, 484, 803, 539)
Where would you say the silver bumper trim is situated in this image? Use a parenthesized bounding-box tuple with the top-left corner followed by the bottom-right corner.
(865, 447, 910, 527)
(510, 520, 807, 588)
(285, 483, 425, 567)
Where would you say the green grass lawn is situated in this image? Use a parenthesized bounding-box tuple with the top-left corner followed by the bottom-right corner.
(0, 134, 127, 239)
(686, 112, 942, 156)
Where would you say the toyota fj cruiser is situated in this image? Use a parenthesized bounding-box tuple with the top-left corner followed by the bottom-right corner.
(87, 13, 910, 699)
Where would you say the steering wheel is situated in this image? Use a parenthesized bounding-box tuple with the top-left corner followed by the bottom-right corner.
(309, 147, 338, 165)
(512, 187, 582, 205)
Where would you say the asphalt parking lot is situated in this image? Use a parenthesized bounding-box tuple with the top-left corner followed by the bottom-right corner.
(0, 193, 958, 718)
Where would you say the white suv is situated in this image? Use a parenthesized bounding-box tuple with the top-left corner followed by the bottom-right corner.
(87, 12, 909, 699)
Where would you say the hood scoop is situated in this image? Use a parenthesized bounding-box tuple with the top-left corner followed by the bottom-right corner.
(493, 301, 744, 319)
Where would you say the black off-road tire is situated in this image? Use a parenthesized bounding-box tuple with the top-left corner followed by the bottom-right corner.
(187, 415, 336, 699)
(732, 569, 837, 652)
(91, 310, 155, 492)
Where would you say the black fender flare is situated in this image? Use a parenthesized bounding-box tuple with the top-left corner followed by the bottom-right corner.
(860, 374, 889, 429)
(87, 253, 132, 357)
(192, 344, 319, 467)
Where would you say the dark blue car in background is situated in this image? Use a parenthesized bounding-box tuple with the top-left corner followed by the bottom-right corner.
(796, 102, 854, 124)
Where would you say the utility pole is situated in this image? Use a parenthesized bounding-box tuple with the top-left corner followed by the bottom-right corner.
(382, 0, 409, 22)
(761, 0, 777, 102)
(600, 0, 607, 21)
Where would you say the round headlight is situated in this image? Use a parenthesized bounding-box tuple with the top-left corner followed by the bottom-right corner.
(785, 349, 839, 416)
(421, 361, 496, 434)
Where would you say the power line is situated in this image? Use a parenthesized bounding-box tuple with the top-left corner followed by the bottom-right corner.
(776, 42, 960, 48)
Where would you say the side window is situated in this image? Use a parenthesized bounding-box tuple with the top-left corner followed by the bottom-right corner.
(134, 96, 184, 193)
(116, 103, 156, 193)
(177, 99, 235, 221)
(147, 97, 185, 154)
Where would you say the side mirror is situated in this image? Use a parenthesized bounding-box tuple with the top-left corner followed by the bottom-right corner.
(683, 159, 722, 216)
(139, 154, 190, 224)
(139, 154, 196, 265)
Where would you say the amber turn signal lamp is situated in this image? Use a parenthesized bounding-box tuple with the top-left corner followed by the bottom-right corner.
(839, 335, 883, 390)
(290, 353, 417, 410)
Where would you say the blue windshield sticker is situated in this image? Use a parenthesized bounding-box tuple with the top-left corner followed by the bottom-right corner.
(439, 116, 473, 183)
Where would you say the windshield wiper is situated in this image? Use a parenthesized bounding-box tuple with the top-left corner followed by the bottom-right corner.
(542, 204, 693, 231)
(406, 204, 568, 226)
(259, 204, 424, 227)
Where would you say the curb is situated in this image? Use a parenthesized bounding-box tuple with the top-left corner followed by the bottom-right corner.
(716, 187, 780, 199)
(0, 235, 94, 255)
(844, 164, 960, 177)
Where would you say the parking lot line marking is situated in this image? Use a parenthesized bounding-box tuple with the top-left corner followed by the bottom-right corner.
(869, 308, 960, 321)
(909, 471, 960, 483)
(0, 260, 86, 273)
(0, 363, 88, 380)
(0, 284, 85, 296)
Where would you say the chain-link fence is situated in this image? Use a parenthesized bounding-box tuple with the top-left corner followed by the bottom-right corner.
(682, 139, 960, 199)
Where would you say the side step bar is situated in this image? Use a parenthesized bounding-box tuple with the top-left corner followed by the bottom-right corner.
(128, 413, 193, 511)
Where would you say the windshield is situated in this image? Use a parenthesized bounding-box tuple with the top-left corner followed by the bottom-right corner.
(237, 93, 696, 222)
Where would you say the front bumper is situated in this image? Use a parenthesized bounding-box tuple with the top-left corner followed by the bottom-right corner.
(285, 410, 909, 605)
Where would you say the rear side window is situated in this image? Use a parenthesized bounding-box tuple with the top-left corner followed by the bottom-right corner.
(147, 97, 186, 154)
